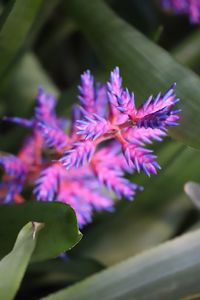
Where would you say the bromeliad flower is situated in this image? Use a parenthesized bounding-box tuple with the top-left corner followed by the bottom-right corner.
(0, 67, 180, 227)
(161, 0, 200, 24)
(72, 67, 180, 176)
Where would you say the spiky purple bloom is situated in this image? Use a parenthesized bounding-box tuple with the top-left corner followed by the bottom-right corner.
(0, 155, 27, 203)
(60, 140, 95, 169)
(35, 86, 58, 124)
(92, 155, 142, 200)
(38, 121, 68, 150)
(34, 163, 65, 201)
(161, 0, 200, 24)
(0, 67, 180, 227)
(78, 70, 95, 113)
(76, 114, 112, 140)
(0, 155, 27, 177)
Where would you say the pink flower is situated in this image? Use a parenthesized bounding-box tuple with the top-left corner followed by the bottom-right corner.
(0, 67, 180, 227)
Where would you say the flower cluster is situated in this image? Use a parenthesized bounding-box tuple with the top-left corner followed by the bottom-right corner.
(0, 67, 180, 227)
(161, 0, 200, 23)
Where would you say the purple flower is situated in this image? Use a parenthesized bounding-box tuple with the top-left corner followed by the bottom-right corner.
(122, 127, 167, 146)
(161, 0, 200, 24)
(60, 140, 95, 169)
(0, 155, 27, 203)
(93, 160, 142, 200)
(34, 163, 65, 201)
(57, 180, 113, 227)
(2, 117, 33, 127)
(1, 67, 180, 227)
(76, 114, 112, 140)
(122, 143, 161, 176)
(3, 87, 60, 131)
(0, 155, 27, 178)
(73, 67, 179, 177)
(78, 70, 95, 113)
(35, 86, 58, 124)
(107, 67, 122, 97)
(38, 121, 68, 150)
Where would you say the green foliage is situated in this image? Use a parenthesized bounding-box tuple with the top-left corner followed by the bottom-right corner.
(0, 223, 41, 300)
(0, 202, 82, 262)
(42, 228, 200, 300)
(0, 0, 43, 79)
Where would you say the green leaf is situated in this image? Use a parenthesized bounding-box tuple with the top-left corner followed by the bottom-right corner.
(67, 0, 200, 149)
(0, 202, 82, 262)
(42, 228, 200, 300)
(0, 0, 43, 78)
(0, 222, 41, 300)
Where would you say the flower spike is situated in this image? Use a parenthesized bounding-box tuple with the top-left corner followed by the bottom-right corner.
(35, 86, 58, 124)
(1, 67, 180, 227)
(2, 116, 33, 127)
(78, 70, 95, 113)
(38, 121, 68, 150)
(60, 141, 95, 170)
(34, 163, 65, 201)
(0, 155, 27, 178)
(76, 114, 112, 140)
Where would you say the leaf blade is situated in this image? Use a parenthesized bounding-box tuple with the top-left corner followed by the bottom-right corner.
(0, 202, 82, 262)
(42, 228, 200, 300)
(0, 0, 43, 78)
(0, 222, 40, 300)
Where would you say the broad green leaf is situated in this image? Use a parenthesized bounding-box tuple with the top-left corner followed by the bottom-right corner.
(0, 222, 42, 300)
(67, 0, 200, 149)
(0, 202, 82, 262)
(42, 228, 200, 300)
(72, 143, 200, 265)
(184, 181, 200, 210)
(0, 0, 43, 78)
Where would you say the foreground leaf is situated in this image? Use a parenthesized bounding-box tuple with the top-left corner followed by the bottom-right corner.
(43, 228, 200, 300)
(0, 0, 43, 78)
(0, 222, 41, 300)
(0, 202, 82, 262)
(67, 0, 200, 149)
